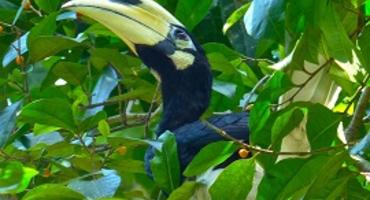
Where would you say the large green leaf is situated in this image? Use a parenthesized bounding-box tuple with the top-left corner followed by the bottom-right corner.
(257, 156, 329, 200)
(167, 182, 199, 200)
(303, 152, 347, 199)
(175, 0, 213, 30)
(34, 0, 61, 13)
(210, 159, 256, 200)
(319, 1, 354, 63)
(28, 12, 58, 48)
(0, 101, 21, 147)
(223, 3, 251, 34)
(306, 104, 342, 149)
(29, 36, 81, 63)
(271, 108, 304, 145)
(19, 99, 76, 132)
(150, 131, 181, 194)
(0, 161, 38, 194)
(358, 25, 370, 72)
(51, 61, 88, 85)
(108, 159, 146, 174)
(22, 184, 85, 200)
(183, 141, 238, 177)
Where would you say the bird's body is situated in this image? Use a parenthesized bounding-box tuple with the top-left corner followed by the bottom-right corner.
(63, 0, 249, 181)
(145, 112, 249, 174)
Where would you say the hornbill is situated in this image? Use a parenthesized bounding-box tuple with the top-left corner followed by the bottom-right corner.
(62, 0, 249, 175)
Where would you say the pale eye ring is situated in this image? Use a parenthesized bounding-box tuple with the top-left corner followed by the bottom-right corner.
(173, 29, 188, 41)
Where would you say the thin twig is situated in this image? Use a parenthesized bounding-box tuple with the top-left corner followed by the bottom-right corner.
(202, 120, 351, 156)
(242, 56, 276, 65)
(29, 3, 43, 17)
(343, 74, 370, 114)
(144, 83, 161, 138)
(117, 84, 128, 126)
(345, 86, 370, 143)
(273, 59, 333, 107)
(243, 75, 271, 111)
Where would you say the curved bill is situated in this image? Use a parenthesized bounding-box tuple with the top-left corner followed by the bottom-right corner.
(62, 0, 183, 55)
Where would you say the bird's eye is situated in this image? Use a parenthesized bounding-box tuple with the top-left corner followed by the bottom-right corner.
(173, 29, 188, 41)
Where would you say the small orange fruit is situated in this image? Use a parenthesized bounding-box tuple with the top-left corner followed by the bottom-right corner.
(76, 12, 83, 19)
(116, 146, 128, 156)
(238, 148, 249, 158)
(23, 1, 31, 10)
(15, 55, 25, 65)
(43, 169, 51, 177)
(0, 25, 4, 33)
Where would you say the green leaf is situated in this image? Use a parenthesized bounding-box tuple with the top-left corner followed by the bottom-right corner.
(34, 0, 60, 13)
(175, 0, 213, 30)
(28, 12, 58, 47)
(306, 104, 342, 149)
(304, 152, 347, 200)
(79, 111, 107, 133)
(257, 156, 329, 200)
(223, 3, 251, 33)
(52, 62, 88, 85)
(68, 170, 121, 199)
(358, 25, 370, 72)
(271, 108, 305, 148)
(0, 101, 21, 147)
(29, 36, 81, 63)
(204, 42, 243, 60)
(0, 161, 22, 194)
(108, 88, 154, 103)
(0, 161, 38, 194)
(319, 1, 354, 63)
(184, 141, 238, 177)
(167, 182, 199, 200)
(329, 63, 359, 95)
(210, 159, 256, 200)
(22, 184, 85, 200)
(207, 53, 236, 74)
(212, 80, 237, 98)
(108, 159, 146, 174)
(150, 131, 181, 193)
(19, 99, 76, 132)
(98, 120, 111, 137)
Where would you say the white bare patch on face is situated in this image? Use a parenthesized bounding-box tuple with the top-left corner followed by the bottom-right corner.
(169, 51, 195, 70)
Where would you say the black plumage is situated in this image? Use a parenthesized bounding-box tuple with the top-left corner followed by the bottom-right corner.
(137, 27, 250, 176)
(145, 112, 249, 174)
(62, 0, 250, 178)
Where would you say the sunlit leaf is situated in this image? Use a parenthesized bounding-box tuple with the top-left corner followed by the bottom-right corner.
(210, 159, 255, 200)
(184, 141, 238, 177)
(175, 0, 213, 30)
(29, 36, 81, 63)
(19, 99, 76, 132)
(22, 184, 85, 200)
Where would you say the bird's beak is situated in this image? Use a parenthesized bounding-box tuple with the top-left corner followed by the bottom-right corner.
(62, 0, 182, 55)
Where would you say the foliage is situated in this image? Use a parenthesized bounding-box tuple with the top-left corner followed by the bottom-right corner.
(0, 0, 369, 199)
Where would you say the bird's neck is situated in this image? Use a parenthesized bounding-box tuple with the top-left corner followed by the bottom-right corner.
(135, 44, 212, 135)
(157, 63, 212, 134)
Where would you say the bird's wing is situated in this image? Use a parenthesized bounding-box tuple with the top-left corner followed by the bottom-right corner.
(145, 112, 249, 176)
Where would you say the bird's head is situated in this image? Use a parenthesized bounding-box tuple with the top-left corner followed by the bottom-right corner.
(63, 0, 213, 133)
(62, 0, 208, 78)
